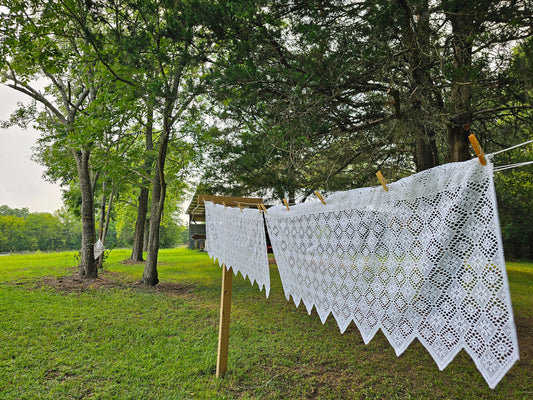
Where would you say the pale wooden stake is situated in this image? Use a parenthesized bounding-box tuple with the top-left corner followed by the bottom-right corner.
(216, 264, 233, 378)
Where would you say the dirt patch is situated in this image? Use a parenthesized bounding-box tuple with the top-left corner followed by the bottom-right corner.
(119, 259, 145, 265)
(34, 269, 194, 295)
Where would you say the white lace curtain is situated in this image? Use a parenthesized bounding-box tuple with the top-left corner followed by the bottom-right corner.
(204, 201, 270, 297)
(264, 158, 518, 389)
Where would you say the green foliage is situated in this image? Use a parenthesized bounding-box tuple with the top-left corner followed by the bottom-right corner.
(201, 0, 533, 199)
(24, 213, 64, 251)
(2, 0, 531, 267)
(0, 249, 531, 398)
(495, 152, 533, 260)
(0, 215, 29, 252)
(160, 223, 188, 248)
(0, 205, 29, 218)
(0, 205, 81, 253)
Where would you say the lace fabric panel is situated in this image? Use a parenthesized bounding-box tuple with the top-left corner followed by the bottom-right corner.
(265, 158, 518, 389)
(205, 201, 270, 297)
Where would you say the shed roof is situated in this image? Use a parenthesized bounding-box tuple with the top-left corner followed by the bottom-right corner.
(186, 193, 263, 222)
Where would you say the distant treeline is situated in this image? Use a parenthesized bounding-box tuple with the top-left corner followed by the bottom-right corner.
(0, 205, 187, 253)
(0, 205, 81, 252)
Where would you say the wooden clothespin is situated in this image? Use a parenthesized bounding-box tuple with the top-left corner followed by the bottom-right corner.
(237, 203, 243, 212)
(260, 204, 268, 214)
(222, 202, 227, 209)
(376, 171, 388, 192)
(468, 134, 487, 166)
(283, 198, 290, 211)
(314, 190, 326, 205)
(257, 204, 262, 213)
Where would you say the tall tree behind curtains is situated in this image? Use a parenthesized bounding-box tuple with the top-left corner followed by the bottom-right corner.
(203, 1, 408, 201)
(83, 0, 221, 285)
(202, 0, 533, 198)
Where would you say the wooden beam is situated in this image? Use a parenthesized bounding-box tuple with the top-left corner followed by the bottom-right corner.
(216, 264, 233, 378)
(198, 195, 263, 208)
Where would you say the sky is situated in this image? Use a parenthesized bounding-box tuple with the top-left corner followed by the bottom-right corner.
(0, 84, 64, 213)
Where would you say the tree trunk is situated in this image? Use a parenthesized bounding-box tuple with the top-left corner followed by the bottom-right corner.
(415, 126, 439, 171)
(97, 186, 115, 268)
(143, 167, 164, 285)
(130, 106, 154, 262)
(130, 186, 149, 262)
(397, 0, 439, 171)
(446, 3, 474, 163)
(97, 181, 107, 268)
(74, 149, 97, 278)
(143, 216, 150, 252)
(142, 121, 170, 286)
(447, 116, 471, 162)
(103, 187, 114, 243)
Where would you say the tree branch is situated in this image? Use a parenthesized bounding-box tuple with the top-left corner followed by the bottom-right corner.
(4, 78, 67, 125)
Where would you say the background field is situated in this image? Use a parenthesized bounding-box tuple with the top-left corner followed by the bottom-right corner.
(0, 248, 531, 399)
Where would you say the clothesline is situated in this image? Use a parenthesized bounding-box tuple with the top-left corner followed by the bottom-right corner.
(490, 139, 533, 171)
(493, 160, 533, 172)
(491, 139, 533, 156)
(207, 139, 533, 214)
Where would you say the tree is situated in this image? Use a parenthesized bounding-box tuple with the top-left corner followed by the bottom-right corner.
(0, 215, 27, 252)
(82, 0, 221, 284)
(0, 206, 83, 252)
(24, 213, 63, 251)
(201, 0, 533, 200)
(492, 38, 533, 259)
(0, 0, 123, 277)
(130, 104, 154, 262)
(0, 206, 29, 218)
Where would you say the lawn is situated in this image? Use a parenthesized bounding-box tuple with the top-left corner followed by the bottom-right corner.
(0, 248, 531, 399)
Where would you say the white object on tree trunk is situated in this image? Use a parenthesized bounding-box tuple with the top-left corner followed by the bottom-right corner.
(94, 239, 105, 260)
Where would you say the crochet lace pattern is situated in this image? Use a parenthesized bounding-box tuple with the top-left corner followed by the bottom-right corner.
(265, 158, 518, 389)
(205, 201, 270, 297)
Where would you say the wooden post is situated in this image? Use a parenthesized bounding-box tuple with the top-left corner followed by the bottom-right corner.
(216, 264, 233, 378)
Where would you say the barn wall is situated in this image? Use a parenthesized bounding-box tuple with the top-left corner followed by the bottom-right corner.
(188, 223, 206, 250)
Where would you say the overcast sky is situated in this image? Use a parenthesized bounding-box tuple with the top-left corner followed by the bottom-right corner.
(0, 84, 63, 213)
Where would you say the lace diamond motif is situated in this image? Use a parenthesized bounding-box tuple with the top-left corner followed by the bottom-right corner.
(264, 158, 518, 389)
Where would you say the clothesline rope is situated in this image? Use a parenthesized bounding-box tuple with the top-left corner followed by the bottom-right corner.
(490, 139, 533, 156)
(493, 160, 533, 172)
(487, 139, 533, 172)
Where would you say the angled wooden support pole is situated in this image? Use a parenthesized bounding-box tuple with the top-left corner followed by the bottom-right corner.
(216, 263, 233, 378)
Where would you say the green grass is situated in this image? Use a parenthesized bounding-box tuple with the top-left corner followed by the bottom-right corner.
(0, 249, 531, 399)
(0, 251, 79, 280)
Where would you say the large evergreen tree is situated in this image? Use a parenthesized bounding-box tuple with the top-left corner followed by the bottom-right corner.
(202, 0, 533, 199)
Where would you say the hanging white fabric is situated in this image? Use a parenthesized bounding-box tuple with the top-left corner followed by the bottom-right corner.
(94, 239, 105, 260)
(205, 201, 270, 297)
(265, 158, 518, 389)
